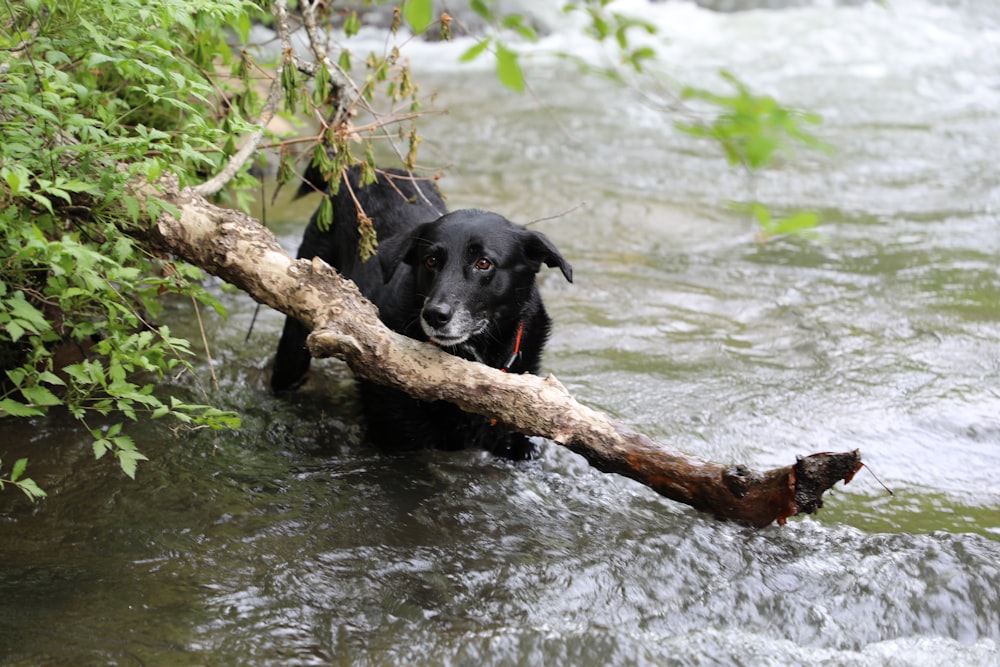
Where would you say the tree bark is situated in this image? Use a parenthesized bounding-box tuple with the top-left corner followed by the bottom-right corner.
(145, 174, 862, 528)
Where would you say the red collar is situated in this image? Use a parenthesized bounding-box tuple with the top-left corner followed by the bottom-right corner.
(501, 321, 525, 373)
(491, 321, 525, 427)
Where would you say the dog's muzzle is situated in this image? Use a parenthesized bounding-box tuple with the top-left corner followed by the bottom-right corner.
(420, 302, 486, 347)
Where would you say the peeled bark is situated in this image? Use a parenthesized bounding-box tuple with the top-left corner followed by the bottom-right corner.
(146, 175, 862, 528)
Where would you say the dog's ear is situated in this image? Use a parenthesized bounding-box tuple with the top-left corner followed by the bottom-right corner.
(377, 222, 430, 283)
(523, 230, 573, 283)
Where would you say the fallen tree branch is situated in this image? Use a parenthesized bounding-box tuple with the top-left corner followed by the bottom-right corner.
(145, 174, 862, 528)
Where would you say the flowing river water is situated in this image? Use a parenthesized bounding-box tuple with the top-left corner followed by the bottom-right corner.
(2, 0, 999, 664)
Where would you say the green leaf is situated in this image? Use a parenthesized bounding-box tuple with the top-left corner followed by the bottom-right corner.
(344, 11, 361, 39)
(5, 368, 27, 387)
(5, 321, 26, 342)
(92, 438, 111, 459)
(112, 434, 136, 451)
(10, 458, 27, 483)
(38, 371, 66, 387)
(20, 385, 62, 407)
(501, 15, 538, 41)
(146, 160, 163, 183)
(316, 195, 333, 232)
(0, 398, 44, 417)
(495, 44, 525, 93)
(281, 62, 300, 114)
(7, 293, 52, 333)
(469, 0, 494, 21)
(625, 46, 656, 72)
(86, 52, 115, 68)
(459, 39, 492, 64)
(123, 195, 141, 223)
(314, 63, 330, 106)
(338, 48, 352, 72)
(765, 210, 821, 236)
(63, 362, 98, 386)
(235, 12, 251, 43)
(116, 448, 148, 480)
(2, 165, 29, 195)
(587, 9, 609, 41)
(404, 0, 434, 34)
(17, 477, 47, 501)
(748, 201, 772, 227)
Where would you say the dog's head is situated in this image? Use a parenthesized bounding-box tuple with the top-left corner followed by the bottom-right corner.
(377, 209, 573, 347)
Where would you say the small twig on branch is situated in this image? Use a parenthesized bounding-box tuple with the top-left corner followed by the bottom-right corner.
(300, 0, 333, 70)
(525, 202, 589, 227)
(297, 0, 358, 129)
(192, 70, 284, 198)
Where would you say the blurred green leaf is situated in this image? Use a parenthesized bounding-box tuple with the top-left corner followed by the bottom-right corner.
(496, 43, 525, 93)
(460, 39, 492, 63)
(404, 0, 433, 33)
(344, 11, 361, 38)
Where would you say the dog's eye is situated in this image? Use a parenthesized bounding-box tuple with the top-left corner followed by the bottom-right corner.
(424, 255, 439, 269)
(474, 257, 492, 271)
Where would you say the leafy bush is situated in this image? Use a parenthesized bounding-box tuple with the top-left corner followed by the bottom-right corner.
(0, 0, 253, 487)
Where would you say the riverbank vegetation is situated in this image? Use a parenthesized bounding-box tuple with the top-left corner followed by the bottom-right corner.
(1, 0, 832, 508)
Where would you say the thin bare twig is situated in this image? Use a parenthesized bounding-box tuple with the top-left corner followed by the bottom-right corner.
(190, 293, 220, 391)
(525, 201, 588, 227)
(191, 70, 284, 198)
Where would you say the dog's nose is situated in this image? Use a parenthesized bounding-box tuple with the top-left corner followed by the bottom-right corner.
(422, 302, 453, 329)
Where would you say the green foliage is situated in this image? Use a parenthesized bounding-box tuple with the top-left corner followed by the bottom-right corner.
(679, 70, 831, 172)
(559, 2, 831, 238)
(403, 0, 434, 34)
(494, 43, 526, 93)
(1, 0, 252, 490)
(678, 71, 832, 236)
(0, 456, 47, 501)
(460, 1, 829, 236)
(453, 2, 538, 93)
(563, 0, 658, 73)
(733, 202, 821, 240)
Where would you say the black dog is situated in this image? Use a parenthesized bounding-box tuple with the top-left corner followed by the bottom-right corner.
(271, 167, 572, 459)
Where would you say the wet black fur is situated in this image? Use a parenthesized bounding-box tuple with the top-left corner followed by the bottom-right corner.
(271, 167, 572, 459)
